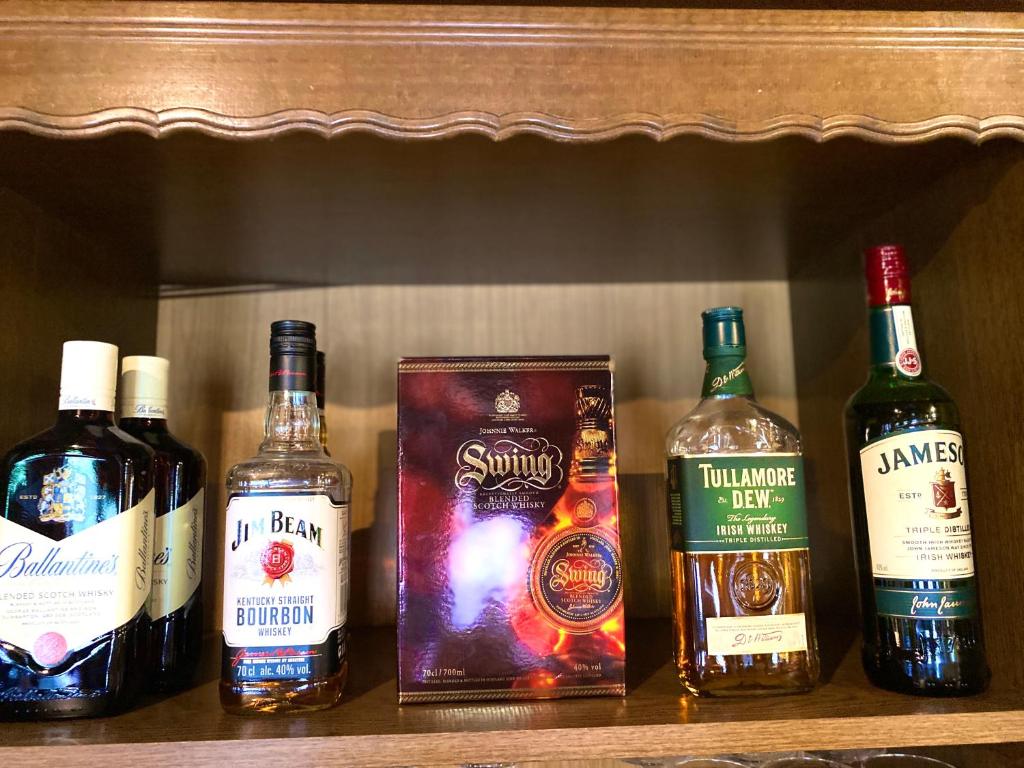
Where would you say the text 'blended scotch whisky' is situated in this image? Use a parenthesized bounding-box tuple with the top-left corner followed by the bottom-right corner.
(0, 341, 154, 719)
(119, 356, 207, 692)
(845, 245, 989, 696)
(666, 308, 819, 696)
(221, 321, 352, 715)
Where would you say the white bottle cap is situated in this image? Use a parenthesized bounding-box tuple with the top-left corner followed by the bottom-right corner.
(59, 341, 119, 412)
(120, 355, 170, 419)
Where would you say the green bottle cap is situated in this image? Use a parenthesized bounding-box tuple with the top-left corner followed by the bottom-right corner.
(701, 306, 746, 358)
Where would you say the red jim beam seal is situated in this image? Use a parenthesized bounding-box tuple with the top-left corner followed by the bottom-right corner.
(261, 540, 295, 585)
(865, 244, 911, 307)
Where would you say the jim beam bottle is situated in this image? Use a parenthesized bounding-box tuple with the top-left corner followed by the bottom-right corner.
(221, 321, 352, 714)
(666, 307, 819, 696)
(511, 385, 626, 689)
(119, 355, 207, 692)
(0, 341, 154, 719)
(845, 245, 989, 695)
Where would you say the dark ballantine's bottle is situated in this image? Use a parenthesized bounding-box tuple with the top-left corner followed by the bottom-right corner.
(119, 356, 206, 691)
(845, 245, 989, 695)
(0, 341, 154, 719)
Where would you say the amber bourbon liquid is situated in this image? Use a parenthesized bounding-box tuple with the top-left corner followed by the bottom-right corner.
(397, 357, 625, 703)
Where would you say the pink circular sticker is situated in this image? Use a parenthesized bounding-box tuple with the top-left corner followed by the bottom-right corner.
(33, 632, 68, 667)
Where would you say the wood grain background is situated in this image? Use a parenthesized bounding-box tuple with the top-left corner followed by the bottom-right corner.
(157, 280, 797, 628)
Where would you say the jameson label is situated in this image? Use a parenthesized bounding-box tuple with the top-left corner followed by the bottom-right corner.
(222, 494, 348, 683)
(859, 429, 975, 580)
(0, 490, 153, 665)
(149, 488, 204, 620)
(668, 454, 809, 553)
(874, 582, 977, 620)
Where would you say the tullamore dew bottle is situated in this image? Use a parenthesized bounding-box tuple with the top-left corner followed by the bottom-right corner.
(666, 307, 819, 696)
(845, 245, 988, 696)
(220, 321, 352, 714)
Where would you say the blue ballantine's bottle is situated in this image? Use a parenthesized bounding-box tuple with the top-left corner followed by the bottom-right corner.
(845, 245, 989, 696)
(0, 341, 154, 719)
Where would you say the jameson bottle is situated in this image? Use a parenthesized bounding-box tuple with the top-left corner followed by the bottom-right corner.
(845, 245, 989, 696)
(0, 341, 154, 719)
(666, 307, 819, 696)
(119, 356, 206, 691)
(221, 321, 352, 714)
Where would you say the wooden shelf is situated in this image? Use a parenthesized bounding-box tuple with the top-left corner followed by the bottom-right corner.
(3, 622, 1022, 767)
(2, 2, 1024, 143)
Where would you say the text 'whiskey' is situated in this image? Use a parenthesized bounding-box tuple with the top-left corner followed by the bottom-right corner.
(666, 307, 819, 696)
(845, 245, 989, 696)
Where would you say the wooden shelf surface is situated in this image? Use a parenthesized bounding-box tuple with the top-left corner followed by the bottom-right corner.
(2, 1, 1024, 143)
(3, 622, 1022, 767)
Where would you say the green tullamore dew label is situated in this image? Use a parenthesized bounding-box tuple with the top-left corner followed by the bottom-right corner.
(668, 454, 810, 553)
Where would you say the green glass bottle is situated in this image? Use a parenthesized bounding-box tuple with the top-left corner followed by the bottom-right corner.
(844, 245, 989, 696)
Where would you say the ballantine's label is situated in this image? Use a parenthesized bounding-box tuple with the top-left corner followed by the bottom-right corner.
(223, 494, 347, 682)
(859, 429, 975, 580)
(668, 454, 809, 553)
(149, 488, 204, 620)
(530, 529, 622, 633)
(0, 491, 153, 665)
(455, 437, 564, 492)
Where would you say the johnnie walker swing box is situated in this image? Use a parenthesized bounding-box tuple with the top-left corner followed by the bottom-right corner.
(397, 356, 625, 703)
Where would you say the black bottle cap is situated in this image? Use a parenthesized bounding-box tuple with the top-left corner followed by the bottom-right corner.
(269, 320, 316, 392)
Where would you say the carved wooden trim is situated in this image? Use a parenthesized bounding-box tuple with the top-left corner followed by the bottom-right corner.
(2, 107, 1023, 143)
(2, 3, 1024, 143)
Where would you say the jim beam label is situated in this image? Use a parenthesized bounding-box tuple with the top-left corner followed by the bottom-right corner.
(0, 490, 153, 666)
(668, 453, 810, 656)
(667, 454, 810, 553)
(223, 494, 347, 682)
(859, 428, 977, 619)
(149, 488, 204, 620)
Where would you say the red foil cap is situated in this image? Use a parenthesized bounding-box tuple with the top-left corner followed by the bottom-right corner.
(865, 244, 911, 306)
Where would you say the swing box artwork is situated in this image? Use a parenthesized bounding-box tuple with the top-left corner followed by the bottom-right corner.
(397, 356, 626, 703)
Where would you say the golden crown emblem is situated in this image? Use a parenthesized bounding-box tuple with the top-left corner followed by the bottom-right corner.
(494, 389, 521, 414)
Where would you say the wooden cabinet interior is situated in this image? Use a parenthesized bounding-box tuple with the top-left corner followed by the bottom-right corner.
(1, 132, 1023, 764)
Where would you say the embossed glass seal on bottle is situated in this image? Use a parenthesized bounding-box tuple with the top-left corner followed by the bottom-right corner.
(220, 321, 352, 715)
(665, 307, 819, 696)
(119, 355, 207, 692)
(0, 341, 154, 719)
(845, 245, 989, 696)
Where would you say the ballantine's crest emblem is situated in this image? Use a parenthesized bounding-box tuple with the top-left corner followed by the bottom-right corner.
(928, 468, 962, 519)
(37, 466, 87, 523)
(455, 438, 563, 491)
(494, 389, 521, 414)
